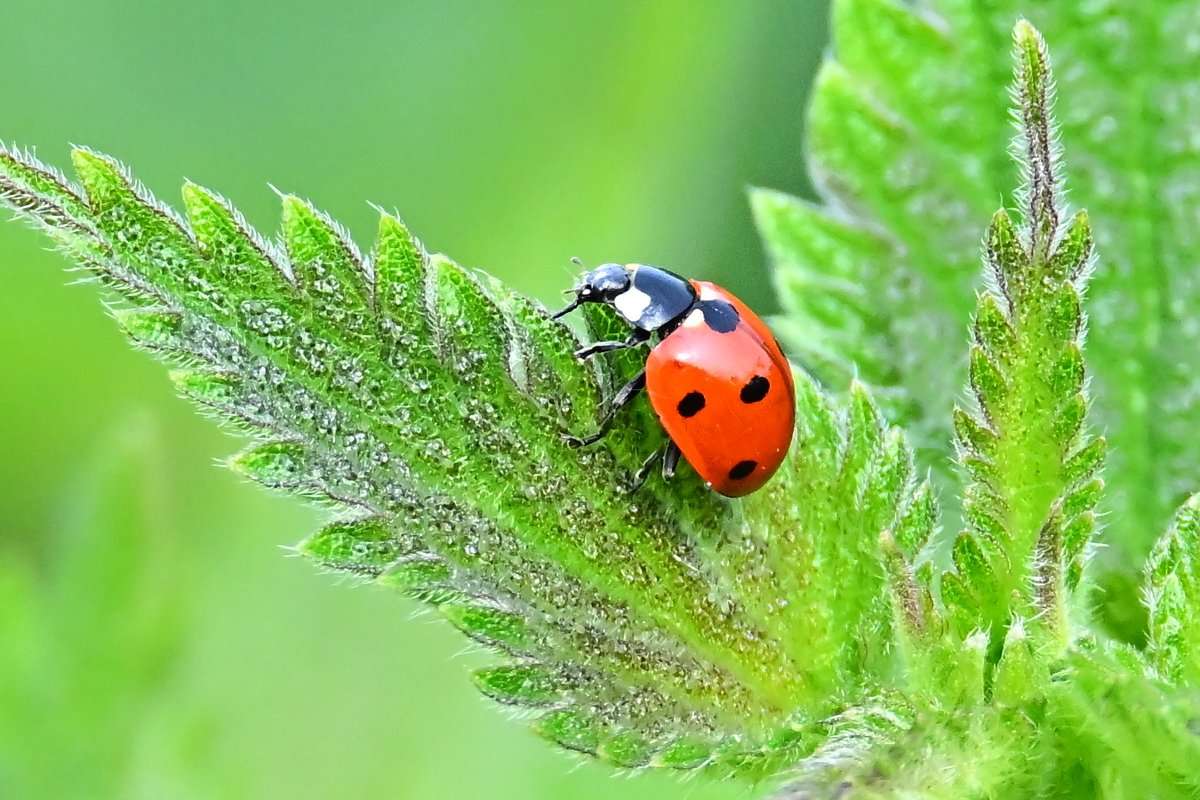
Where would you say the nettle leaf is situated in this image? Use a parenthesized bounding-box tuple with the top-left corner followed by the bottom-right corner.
(871, 23, 1103, 668)
(1057, 644, 1200, 798)
(763, 24, 1138, 799)
(1143, 494, 1200, 684)
(0, 144, 930, 777)
(754, 0, 1200, 591)
(943, 21, 1103, 654)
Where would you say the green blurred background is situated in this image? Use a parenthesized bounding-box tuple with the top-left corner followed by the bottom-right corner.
(0, 2, 829, 797)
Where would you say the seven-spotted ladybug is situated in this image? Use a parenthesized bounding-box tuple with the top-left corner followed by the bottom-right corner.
(554, 263, 794, 497)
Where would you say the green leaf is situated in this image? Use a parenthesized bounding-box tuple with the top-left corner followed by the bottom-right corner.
(750, 189, 900, 407)
(13, 12, 1194, 794)
(916, 21, 1104, 655)
(756, 0, 1200, 598)
(473, 665, 562, 706)
(0, 142, 929, 777)
(1144, 494, 1200, 683)
(764, 700, 1033, 800)
(960, 23, 1100, 653)
(442, 604, 533, 652)
(766, 25, 1127, 797)
(1056, 644, 1200, 798)
(300, 518, 406, 574)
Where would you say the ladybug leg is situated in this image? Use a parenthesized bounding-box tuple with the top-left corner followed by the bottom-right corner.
(631, 439, 681, 492)
(574, 328, 650, 360)
(562, 369, 646, 448)
(632, 448, 664, 492)
(661, 440, 681, 480)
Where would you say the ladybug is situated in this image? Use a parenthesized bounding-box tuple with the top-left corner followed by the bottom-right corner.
(553, 262, 795, 497)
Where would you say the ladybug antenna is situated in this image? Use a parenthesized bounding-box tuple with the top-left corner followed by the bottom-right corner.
(571, 256, 586, 269)
(551, 293, 584, 320)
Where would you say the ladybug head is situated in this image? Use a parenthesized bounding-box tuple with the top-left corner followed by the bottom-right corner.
(552, 262, 631, 319)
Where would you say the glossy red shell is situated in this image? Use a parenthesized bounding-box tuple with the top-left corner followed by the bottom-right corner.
(645, 281, 795, 497)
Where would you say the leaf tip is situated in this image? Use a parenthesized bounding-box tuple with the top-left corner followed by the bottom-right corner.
(441, 603, 532, 652)
(986, 208, 1020, 256)
(1012, 20, 1049, 87)
(69, 147, 125, 191)
(279, 192, 307, 218)
(69, 146, 107, 172)
(113, 307, 183, 349)
(532, 710, 603, 756)
(375, 208, 410, 237)
(179, 179, 204, 203)
(472, 665, 562, 707)
(1012, 18, 1041, 46)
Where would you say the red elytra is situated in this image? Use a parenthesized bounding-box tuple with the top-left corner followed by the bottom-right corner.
(646, 282, 795, 496)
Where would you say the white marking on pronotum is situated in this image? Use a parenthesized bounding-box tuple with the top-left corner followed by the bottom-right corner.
(614, 285, 653, 324)
(682, 308, 706, 327)
(698, 284, 720, 301)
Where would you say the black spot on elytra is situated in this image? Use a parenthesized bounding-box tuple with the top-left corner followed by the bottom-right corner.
(677, 391, 706, 418)
(740, 375, 770, 404)
(729, 460, 757, 480)
(699, 300, 739, 333)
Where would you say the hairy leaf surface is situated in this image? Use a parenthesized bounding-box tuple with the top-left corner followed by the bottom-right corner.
(0, 144, 929, 776)
(755, 0, 1200, 580)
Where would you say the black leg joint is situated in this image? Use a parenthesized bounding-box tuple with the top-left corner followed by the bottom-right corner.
(561, 369, 647, 448)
